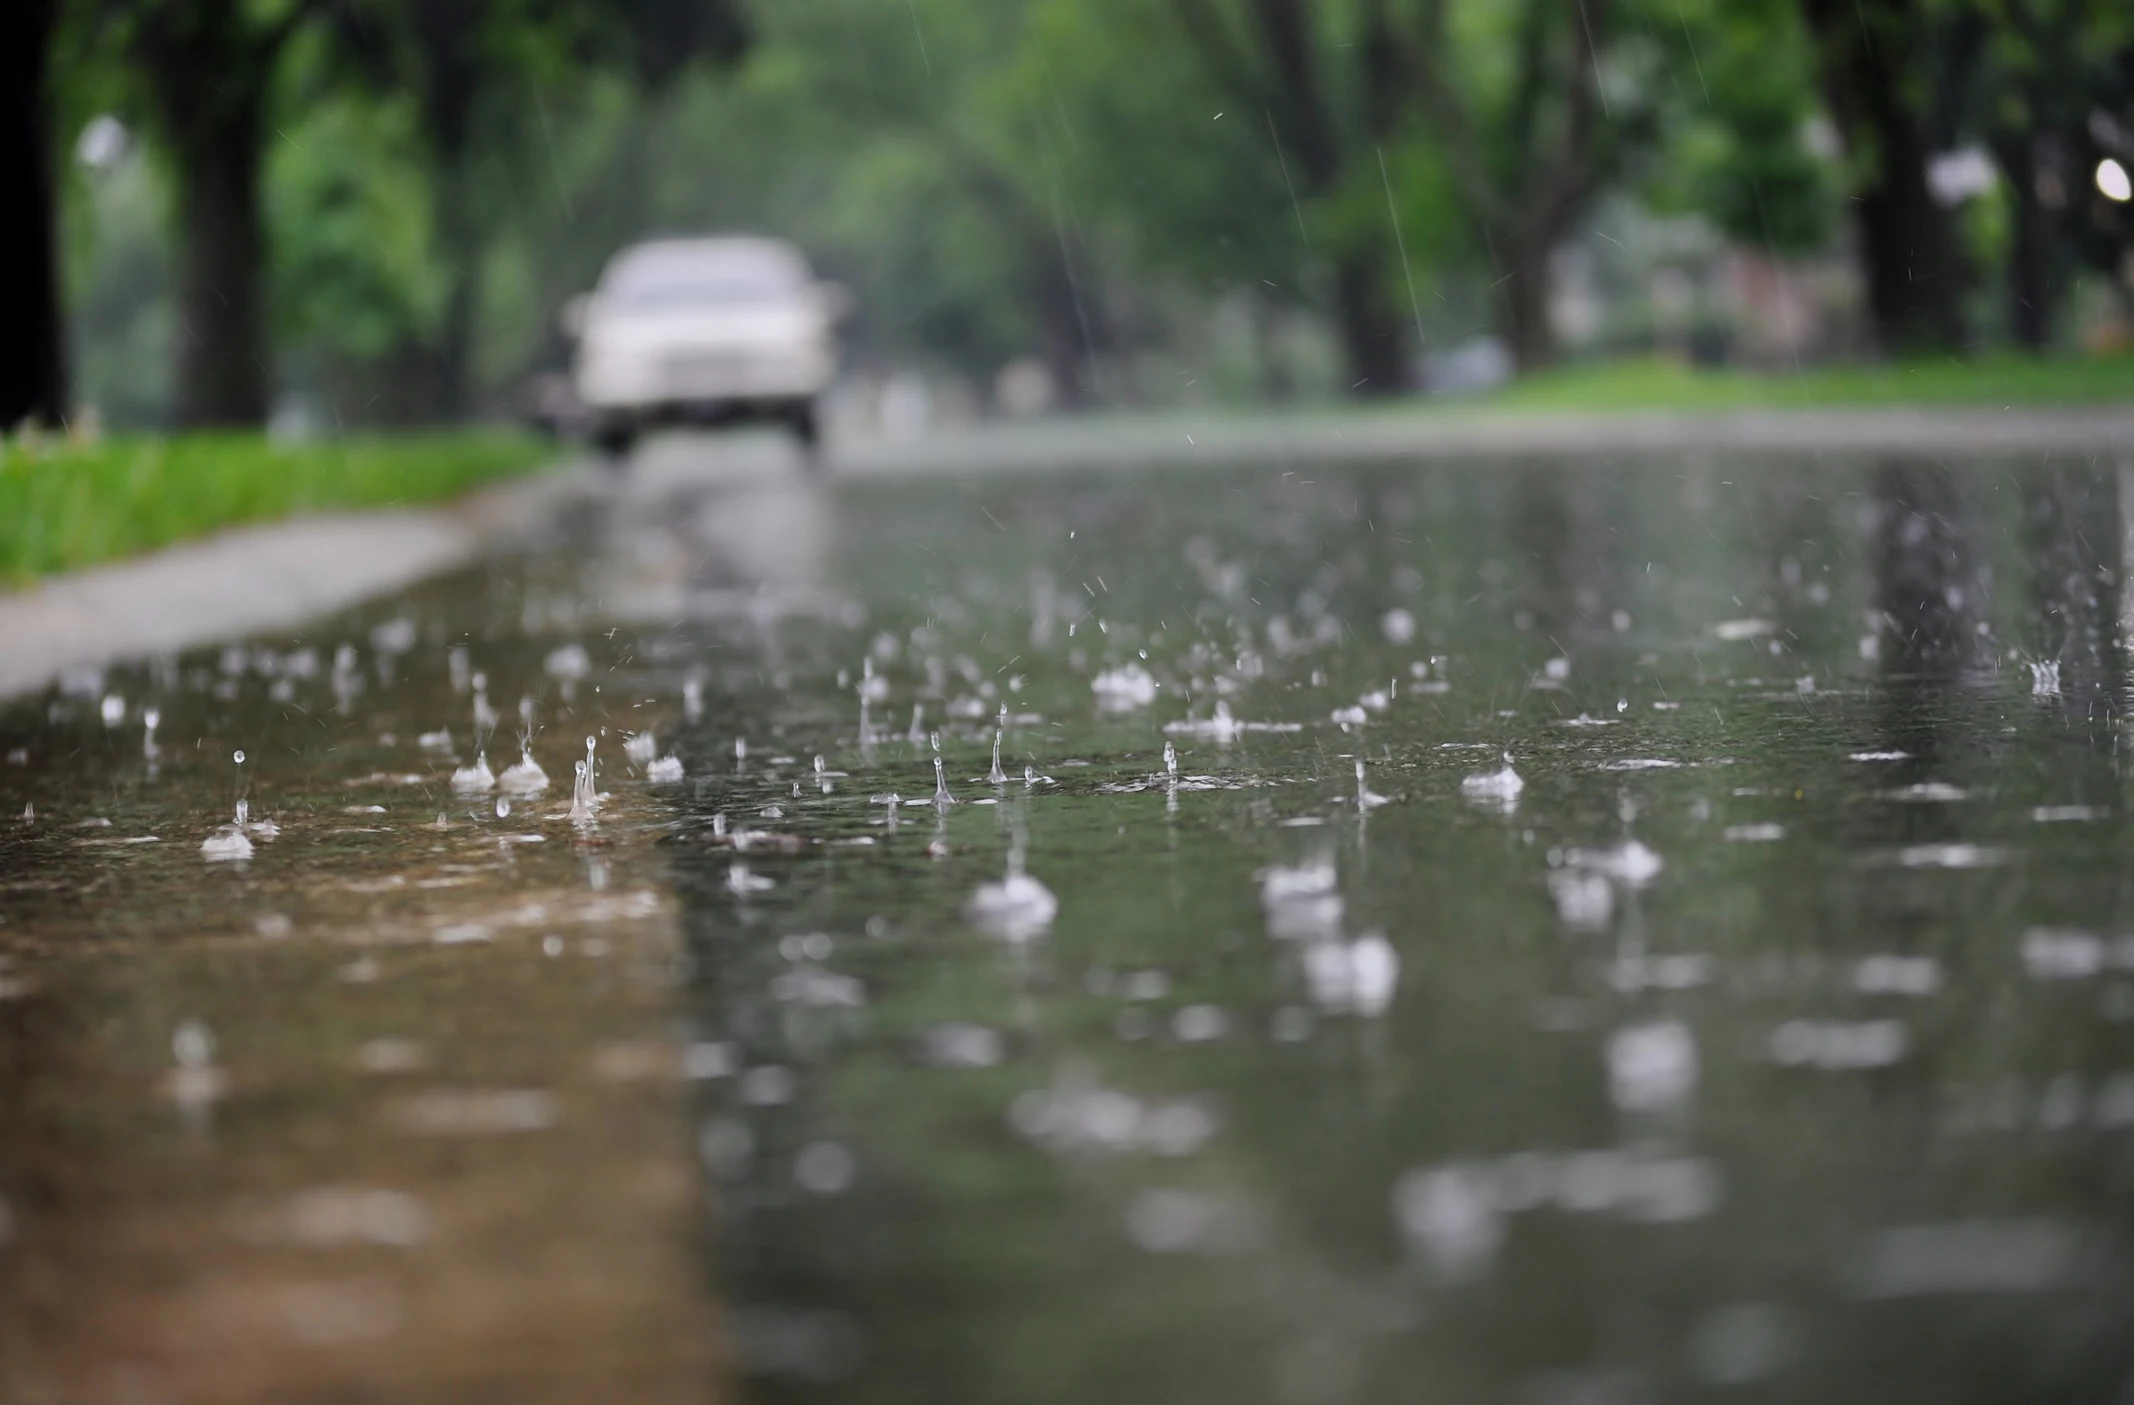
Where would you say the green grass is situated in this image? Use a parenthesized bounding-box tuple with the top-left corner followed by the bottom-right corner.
(0, 432, 552, 584)
(1478, 353, 2134, 412)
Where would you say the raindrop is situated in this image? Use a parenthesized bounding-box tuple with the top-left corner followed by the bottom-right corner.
(989, 731, 1009, 785)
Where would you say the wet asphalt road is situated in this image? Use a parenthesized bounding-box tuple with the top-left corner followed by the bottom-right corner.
(6, 436, 2134, 1403)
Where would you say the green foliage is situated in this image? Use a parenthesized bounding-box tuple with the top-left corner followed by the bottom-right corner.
(46, 0, 2133, 427)
(1642, 0, 1836, 256)
(0, 433, 548, 582)
(1480, 351, 2134, 410)
(268, 95, 444, 362)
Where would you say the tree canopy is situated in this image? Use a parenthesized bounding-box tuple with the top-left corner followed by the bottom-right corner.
(8, 0, 2131, 429)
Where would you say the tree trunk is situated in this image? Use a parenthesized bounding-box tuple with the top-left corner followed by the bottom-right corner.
(418, 0, 481, 421)
(163, 62, 271, 427)
(429, 169, 482, 419)
(1996, 136, 2051, 350)
(1799, 0, 1968, 356)
(0, 0, 66, 430)
(1332, 250, 1407, 397)
(1497, 237, 1558, 372)
(1028, 224, 1101, 409)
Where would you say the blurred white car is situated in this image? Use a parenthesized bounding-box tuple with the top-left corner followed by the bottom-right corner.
(566, 237, 845, 458)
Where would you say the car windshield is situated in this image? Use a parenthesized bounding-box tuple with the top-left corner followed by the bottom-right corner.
(601, 247, 804, 307)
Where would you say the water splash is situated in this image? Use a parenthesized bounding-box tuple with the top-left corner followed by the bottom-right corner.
(646, 755, 684, 784)
(202, 749, 260, 858)
(1303, 933, 1400, 1015)
(625, 730, 658, 765)
(1165, 700, 1242, 741)
(989, 731, 1009, 785)
(570, 737, 599, 821)
(964, 847, 1058, 941)
(1355, 760, 1390, 809)
(933, 756, 956, 807)
(499, 720, 549, 796)
(1163, 741, 1178, 780)
(1092, 663, 1158, 710)
(200, 825, 253, 862)
(1460, 751, 1525, 805)
(451, 752, 497, 794)
(472, 677, 498, 741)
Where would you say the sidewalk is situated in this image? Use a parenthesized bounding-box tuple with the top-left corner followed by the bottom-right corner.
(834, 404, 2134, 477)
(0, 465, 592, 700)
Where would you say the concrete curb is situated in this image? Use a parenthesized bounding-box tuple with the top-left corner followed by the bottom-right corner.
(0, 465, 593, 701)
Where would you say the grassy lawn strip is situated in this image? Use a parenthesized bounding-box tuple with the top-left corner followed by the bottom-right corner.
(0, 432, 552, 585)
(1479, 353, 2134, 412)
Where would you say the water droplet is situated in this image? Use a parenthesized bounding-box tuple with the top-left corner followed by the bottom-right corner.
(233, 750, 246, 765)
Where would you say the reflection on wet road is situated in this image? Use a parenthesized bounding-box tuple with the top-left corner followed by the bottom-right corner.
(6, 443, 2134, 1402)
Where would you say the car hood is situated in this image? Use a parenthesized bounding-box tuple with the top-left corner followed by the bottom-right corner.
(583, 304, 824, 353)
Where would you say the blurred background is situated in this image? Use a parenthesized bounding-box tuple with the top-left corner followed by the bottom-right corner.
(6, 0, 2134, 443)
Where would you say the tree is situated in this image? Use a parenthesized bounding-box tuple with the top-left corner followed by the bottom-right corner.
(1404, 0, 1659, 371)
(1956, 0, 2134, 347)
(697, 0, 1112, 404)
(1071, 0, 1674, 383)
(1797, 0, 1970, 355)
(324, 0, 749, 417)
(1643, 0, 1836, 262)
(1150, 0, 1426, 391)
(1, 0, 67, 430)
(75, 0, 324, 428)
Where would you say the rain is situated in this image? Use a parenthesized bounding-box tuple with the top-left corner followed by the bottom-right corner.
(6, 0, 2134, 1400)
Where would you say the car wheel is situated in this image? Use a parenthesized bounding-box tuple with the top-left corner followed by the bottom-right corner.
(787, 401, 824, 470)
(592, 421, 637, 463)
